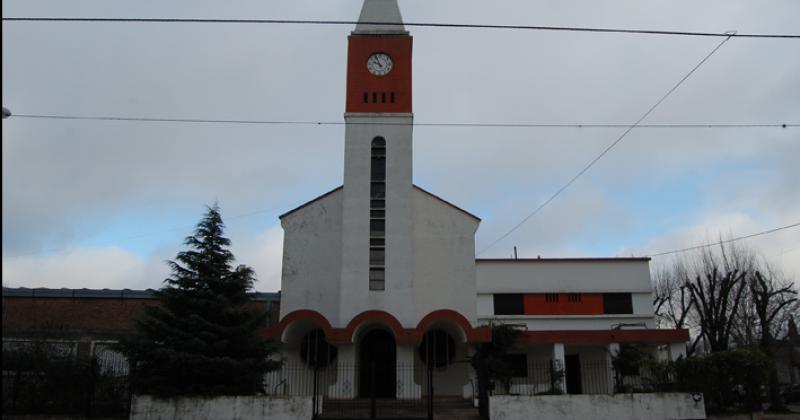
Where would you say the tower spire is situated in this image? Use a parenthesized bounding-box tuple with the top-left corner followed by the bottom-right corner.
(353, 0, 407, 35)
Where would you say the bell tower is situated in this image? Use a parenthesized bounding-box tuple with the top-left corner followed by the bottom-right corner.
(345, 2, 412, 114)
(340, 0, 415, 326)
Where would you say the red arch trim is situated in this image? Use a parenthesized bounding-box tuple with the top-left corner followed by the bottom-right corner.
(266, 309, 335, 342)
(265, 309, 492, 344)
(343, 310, 409, 343)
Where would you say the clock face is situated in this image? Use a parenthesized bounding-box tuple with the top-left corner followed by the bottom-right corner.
(367, 53, 393, 76)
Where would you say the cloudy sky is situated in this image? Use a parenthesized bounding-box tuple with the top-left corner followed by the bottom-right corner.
(3, 0, 799, 293)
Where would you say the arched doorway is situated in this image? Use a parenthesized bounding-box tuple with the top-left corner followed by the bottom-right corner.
(359, 329, 396, 398)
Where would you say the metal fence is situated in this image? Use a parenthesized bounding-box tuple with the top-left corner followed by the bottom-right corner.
(2, 340, 131, 417)
(264, 361, 433, 419)
(492, 359, 677, 396)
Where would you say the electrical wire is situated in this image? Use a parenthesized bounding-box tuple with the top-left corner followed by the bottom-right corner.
(476, 34, 734, 256)
(3, 17, 799, 39)
(8, 114, 797, 130)
(646, 222, 800, 257)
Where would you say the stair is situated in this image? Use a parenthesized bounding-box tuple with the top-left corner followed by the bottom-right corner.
(319, 396, 482, 419)
(431, 396, 481, 420)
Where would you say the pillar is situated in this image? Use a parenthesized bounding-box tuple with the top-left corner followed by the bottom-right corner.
(667, 342, 686, 361)
(552, 343, 566, 394)
(328, 343, 356, 399)
(396, 344, 421, 399)
(462, 344, 478, 403)
(606, 343, 619, 394)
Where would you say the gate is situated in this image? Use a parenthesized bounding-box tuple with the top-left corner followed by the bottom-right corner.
(311, 362, 433, 419)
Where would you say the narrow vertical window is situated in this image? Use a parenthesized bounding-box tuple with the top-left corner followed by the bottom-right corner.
(370, 137, 386, 291)
(363, 92, 369, 103)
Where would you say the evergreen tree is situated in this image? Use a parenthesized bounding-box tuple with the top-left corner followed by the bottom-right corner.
(120, 204, 278, 396)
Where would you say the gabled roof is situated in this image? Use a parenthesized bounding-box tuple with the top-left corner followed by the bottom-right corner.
(353, 0, 408, 35)
(476, 257, 651, 263)
(279, 186, 343, 219)
(1, 287, 280, 301)
(278, 184, 481, 221)
(413, 185, 481, 221)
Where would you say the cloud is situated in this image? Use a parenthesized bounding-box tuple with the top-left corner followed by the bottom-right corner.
(2, 247, 169, 290)
(231, 226, 285, 292)
(2, 0, 799, 290)
(2, 225, 285, 292)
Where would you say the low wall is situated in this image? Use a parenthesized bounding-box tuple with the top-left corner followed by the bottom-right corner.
(490, 393, 705, 420)
(130, 395, 313, 420)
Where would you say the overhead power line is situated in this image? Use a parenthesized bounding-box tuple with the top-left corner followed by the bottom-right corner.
(646, 222, 800, 257)
(2, 202, 290, 260)
(476, 34, 734, 256)
(8, 114, 798, 130)
(3, 17, 799, 39)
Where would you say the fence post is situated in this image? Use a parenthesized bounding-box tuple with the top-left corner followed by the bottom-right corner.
(312, 365, 319, 419)
(85, 357, 98, 417)
(427, 362, 434, 420)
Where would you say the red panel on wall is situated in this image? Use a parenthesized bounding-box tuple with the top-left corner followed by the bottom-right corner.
(346, 35, 412, 113)
(523, 293, 604, 315)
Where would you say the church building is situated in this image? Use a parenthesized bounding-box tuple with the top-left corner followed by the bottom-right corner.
(266, 0, 689, 401)
(1, 2, 694, 416)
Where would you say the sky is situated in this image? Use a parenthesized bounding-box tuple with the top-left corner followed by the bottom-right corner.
(2, 0, 799, 293)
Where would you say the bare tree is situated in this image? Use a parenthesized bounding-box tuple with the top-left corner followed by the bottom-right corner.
(747, 269, 798, 411)
(686, 267, 748, 352)
(653, 263, 698, 353)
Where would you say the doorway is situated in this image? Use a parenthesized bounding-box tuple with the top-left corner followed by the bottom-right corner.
(565, 354, 582, 394)
(359, 329, 397, 398)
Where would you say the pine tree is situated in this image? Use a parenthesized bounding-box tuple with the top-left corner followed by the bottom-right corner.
(120, 204, 278, 396)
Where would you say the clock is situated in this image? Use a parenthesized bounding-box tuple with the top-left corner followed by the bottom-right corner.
(367, 53, 393, 76)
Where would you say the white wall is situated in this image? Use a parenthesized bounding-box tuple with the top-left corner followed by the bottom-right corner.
(476, 259, 656, 329)
(476, 260, 653, 293)
(279, 188, 343, 325)
(130, 395, 313, 420)
(490, 393, 706, 420)
(340, 113, 415, 327)
(412, 187, 480, 324)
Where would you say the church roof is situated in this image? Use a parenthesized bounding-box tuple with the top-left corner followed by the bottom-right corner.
(476, 257, 651, 263)
(353, 0, 408, 35)
(279, 184, 481, 221)
(1, 287, 279, 301)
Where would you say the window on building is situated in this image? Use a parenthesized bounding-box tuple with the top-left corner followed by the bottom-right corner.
(494, 294, 524, 315)
(369, 248, 385, 265)
(370, 137, 387, 291)
(370, 182, 386, 199)
(603, 293, 633, 314)
(369, 268, 385, 290)
(369, 219, 385, 235)
(568, 293, 581, 303)
(545, 293, 560, 303)
(418, 330, 456, 368)
(504, 354, 528, 378)
(300, 329, 338, 368)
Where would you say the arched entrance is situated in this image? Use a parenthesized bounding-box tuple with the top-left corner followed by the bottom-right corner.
(359, 329, 396, 398)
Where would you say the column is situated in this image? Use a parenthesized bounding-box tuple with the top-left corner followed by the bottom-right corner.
(328, 343, 356, 399)
(606, 343, 619, 394)
(396, 344, 421, 400)
(462, 344, 478, 403)
(552, 343, 566, 394)
(667, 342, 686, 361)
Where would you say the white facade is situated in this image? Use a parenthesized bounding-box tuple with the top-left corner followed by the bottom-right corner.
(477, 259, 656, 330)
(272, 0, 688, 405)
